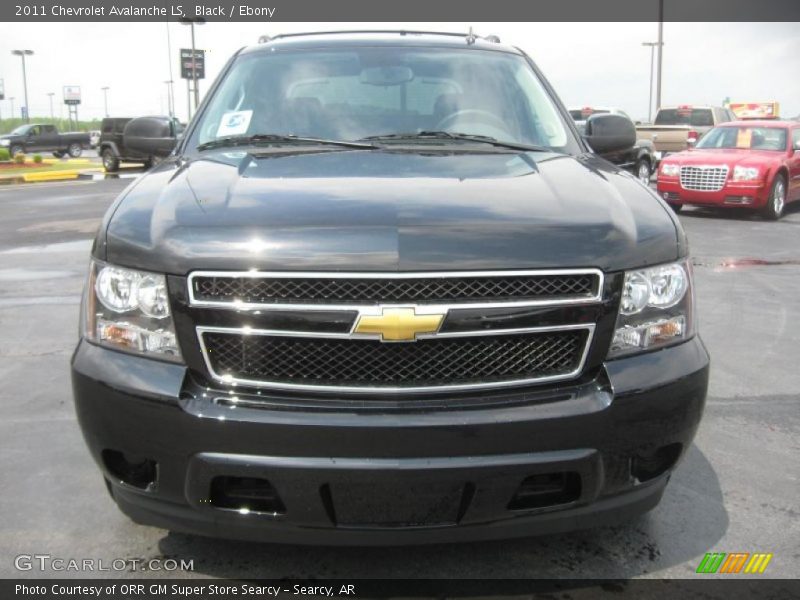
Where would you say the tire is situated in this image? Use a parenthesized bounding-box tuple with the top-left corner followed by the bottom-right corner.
(9, 145, 23, 158)
(102, 148, 120, 173)
(762, 175, 786, 221)
(143, 158, 154, 170)
(634, 159, 652, 185)
(52, 151, 64, 159)
(667, 203, 683, 213)
(67, 143, 83, 158)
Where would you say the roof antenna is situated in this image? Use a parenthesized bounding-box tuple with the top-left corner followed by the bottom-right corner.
(466, 26, 477, 45)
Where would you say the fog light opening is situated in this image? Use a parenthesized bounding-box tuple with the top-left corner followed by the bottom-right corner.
(209, 476, 286, 515)
(631, 443, 683, 483)
(101, 449, 157, 490)
(507, 471, 581, 511)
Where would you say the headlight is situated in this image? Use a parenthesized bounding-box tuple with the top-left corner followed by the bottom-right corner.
(83, 261, 182, 362)
(0, 139, 10, 147)
(732, 166, 760, 181)
(607, 260, 695, 358)
(660, 163, 679, 177)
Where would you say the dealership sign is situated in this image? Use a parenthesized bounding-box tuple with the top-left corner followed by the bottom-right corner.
(180, 48, 205, 80)
(63, 85, 81, 105)
(729, 101, 780, 120)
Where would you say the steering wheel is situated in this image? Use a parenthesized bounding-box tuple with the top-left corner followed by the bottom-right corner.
(434, 109, 513, 139)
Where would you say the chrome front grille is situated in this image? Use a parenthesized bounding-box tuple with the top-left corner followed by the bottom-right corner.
(189, 271, 601, 306)
(189, 269, 604, 394)
(200, 328, 590, 392)
(680, 165, 729, 191)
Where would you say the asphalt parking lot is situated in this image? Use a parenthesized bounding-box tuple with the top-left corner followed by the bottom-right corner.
(0, 178, 798, 580)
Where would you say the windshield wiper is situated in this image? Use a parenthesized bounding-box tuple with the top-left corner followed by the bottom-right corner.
(359, 131, 552, 152)
(197, 134, 378, 152)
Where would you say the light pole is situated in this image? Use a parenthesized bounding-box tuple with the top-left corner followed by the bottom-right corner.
(11, 49, 34, 123)
(655, 0, 664, 113)
(641, 42, 661, 123)
(9, 97, 15, 119)
(47, 92, 55, 119)
(101, 86, 110, 117)
(164, 80, 175, 117)
(181, 17, 205, 115)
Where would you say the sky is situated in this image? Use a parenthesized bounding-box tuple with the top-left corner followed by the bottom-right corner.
(0, 21, 798, 123)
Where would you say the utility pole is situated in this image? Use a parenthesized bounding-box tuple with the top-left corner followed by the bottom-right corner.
(101, 86, 110, 117)
(641, 42, 662, 123)
(164, 80, 174, 117)
(11, 49, 34, 123)
(655, 0, 664, 112)
(181, 17, 205, 115)
(165, 21, 176, 118)
(47, 92, 55, 119)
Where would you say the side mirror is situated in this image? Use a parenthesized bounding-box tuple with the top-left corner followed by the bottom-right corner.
(123, 116, 177, 158)
(583, 113, 636, 154)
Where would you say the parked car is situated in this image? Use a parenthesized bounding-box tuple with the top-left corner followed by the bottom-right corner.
(569, 106, 656, 184)
(0, 123, 89, 158)
(637, 105, 735, 158)
(72, 31, 708, 545)
(97, 116, 182, 172)
(657, 120, 800, 219)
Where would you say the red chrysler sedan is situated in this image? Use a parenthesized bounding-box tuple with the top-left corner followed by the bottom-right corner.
(657, 120, 800, 220)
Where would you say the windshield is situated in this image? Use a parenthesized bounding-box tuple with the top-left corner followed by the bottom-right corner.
(655, 108, 713, 127)
(10, 125, 31, 136)
(696, 126, 788, 151)
(188, 47, 578, 153)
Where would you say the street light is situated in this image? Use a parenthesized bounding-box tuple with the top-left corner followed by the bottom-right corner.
(101, 86, 110, 117)
(641, 42, 662, 123)
(47, 92, 55, 120)
(11, 49, 34, 123)
(180, 17, 205, 115)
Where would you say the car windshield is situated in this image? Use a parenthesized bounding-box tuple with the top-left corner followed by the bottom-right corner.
(10, 125, 31, 136)
(188, 46, 578, 153)
(696, 126, 787, 151)
(655, 108, 714, 127)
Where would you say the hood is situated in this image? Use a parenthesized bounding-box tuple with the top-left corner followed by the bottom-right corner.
(666, 148, 784, 168)
(100, 148, 681, 274)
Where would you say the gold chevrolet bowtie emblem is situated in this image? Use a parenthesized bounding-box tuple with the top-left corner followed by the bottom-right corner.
(354, 307, 445, 342)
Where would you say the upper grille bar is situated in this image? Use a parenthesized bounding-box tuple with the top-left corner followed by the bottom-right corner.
(188, 269, 604, 310)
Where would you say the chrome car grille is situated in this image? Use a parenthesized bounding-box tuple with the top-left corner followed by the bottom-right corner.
(680, 165, 729, 191)
(190, 271, 600, 306)
(188, 270, 604, 394)
(201, 329, 589, 392)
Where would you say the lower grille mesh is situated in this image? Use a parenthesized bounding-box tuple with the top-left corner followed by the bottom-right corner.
(202, 330, 588, 389)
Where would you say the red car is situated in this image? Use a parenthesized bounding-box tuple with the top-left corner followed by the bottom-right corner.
(657, 120, 800, 220)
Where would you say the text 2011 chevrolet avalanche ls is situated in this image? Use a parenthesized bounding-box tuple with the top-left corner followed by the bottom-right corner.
(71, 31, 709, 545)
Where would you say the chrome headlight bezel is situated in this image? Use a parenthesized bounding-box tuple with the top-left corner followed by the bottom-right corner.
(607, 259, 695, 359)
(83, 260, 183, 363)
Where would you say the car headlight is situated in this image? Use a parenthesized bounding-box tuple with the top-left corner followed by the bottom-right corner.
(0, 139, 10, 147)
(83, 261, 182, 362)
(732, 166, 760, 182)
(607, 260, 695, 358)
(660, 163, 679, 177)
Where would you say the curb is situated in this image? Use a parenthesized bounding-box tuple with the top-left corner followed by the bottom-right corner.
(0, 169, 140, 185)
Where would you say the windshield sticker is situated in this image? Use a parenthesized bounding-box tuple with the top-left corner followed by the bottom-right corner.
(736, 129, 752, 148)
(217, 110, 253, 137)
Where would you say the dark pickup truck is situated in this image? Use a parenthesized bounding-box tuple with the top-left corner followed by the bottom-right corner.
(0, 123, 90, 158)
(72, 31, 708, 545)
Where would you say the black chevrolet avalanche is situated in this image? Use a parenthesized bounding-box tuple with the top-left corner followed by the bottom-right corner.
(71, 31, 709, 545)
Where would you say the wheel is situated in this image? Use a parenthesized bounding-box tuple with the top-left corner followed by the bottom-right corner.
(9, 145, 23, 158)
(667, 203, 683, 213)
(67, 142, 83, 158)
(762, 175, 786, 221)
(52, 151, 64, 159)
(102, 148, 120, 173)
(634, 159, 652, 185)
(143, 158, 154, 170)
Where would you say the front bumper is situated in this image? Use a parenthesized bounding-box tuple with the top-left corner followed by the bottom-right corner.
(657, 178, 768, 207)
(71, 336, 709, 545)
